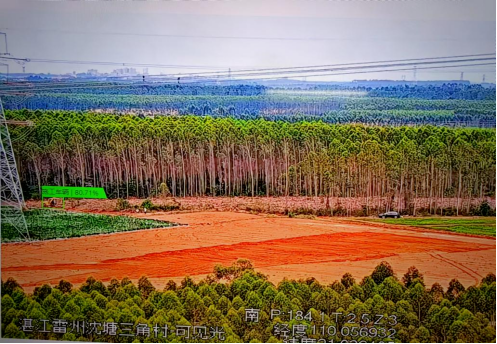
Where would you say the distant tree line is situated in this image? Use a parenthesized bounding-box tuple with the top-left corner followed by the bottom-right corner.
(2, 84, 495, 128)
(366, 84, 496, 101)
(6, 83, 495, 100)
(43, 84, 267, 96)
(1, 260, 495, 342)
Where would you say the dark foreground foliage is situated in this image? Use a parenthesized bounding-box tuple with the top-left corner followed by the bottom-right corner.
(1, 260, 495, 343)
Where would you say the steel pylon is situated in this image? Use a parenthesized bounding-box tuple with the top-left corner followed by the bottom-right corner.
(0, 96, 30, 240)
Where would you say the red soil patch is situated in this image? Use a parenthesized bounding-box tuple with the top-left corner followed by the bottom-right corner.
(2, 212, 495, 291)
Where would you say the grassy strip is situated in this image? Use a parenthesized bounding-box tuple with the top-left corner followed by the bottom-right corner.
(361, 217, 496, 237)
(2, 209, 178, 242)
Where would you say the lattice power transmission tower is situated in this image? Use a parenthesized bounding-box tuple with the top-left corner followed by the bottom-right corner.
(0, 96, 30, 240)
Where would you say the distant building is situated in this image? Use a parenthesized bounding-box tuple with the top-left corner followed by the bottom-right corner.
(112, 68, 138, 76)
(87, 69, 99, 76)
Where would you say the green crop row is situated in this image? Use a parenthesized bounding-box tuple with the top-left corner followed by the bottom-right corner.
(1, 209, 178, 242)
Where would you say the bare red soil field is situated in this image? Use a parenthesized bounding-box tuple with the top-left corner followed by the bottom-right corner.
(2, 211, 495, 292)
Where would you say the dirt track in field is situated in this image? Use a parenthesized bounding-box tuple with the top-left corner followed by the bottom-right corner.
(2, 211, 495, 292)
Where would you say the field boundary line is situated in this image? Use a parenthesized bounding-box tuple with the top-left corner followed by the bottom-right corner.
(429, 253, 482, 285)
(330, 218, 497, 240)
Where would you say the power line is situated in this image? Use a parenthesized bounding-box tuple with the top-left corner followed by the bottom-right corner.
(1, 63, 494, 93)
(269, 62, 496, 81)
(1, 52, 494, 76)
(1, 53, 494, 91)
(0, 62, 493, 94)
(0, 56, 230, 70)
(157, 53, 497, 78)
(157, 62, 496, 85)
(175, 57, 496, 79)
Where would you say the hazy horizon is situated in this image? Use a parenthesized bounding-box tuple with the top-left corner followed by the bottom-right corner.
(0, 0, 495, 83)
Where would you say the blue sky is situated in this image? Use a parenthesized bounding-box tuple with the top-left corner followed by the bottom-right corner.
(0, 0, 495, 82)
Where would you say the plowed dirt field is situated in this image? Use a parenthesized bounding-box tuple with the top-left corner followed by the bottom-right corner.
(2, 212, 495, 291)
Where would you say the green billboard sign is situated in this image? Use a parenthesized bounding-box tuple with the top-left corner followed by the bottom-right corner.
(41, 186, 107, 209)
(42, 186, 108, 199)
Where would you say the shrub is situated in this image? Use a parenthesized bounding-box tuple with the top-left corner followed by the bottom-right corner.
(332, 205, 348, 216)
(214, 259, 255, 281)
(141, 199, 154, 210)
(481, 273, 496, 285)
(341, 273, 356, 289)
(115, 198, 131, 211)
(470, 200, 496, 216)
(315, 208, 333, 217)
(159, 183, 172, 198)
(245, 204, 267, 214)
(402, 266, 424, 288)
(441, 207, 457, 216)
(292, 207, 315, 216)
(371, 261, 395, 285)
(154, 203, 179, 211)
(140, 199, 180, 212)
(294, 214, 316, 220)
(415, 207, 431, 216)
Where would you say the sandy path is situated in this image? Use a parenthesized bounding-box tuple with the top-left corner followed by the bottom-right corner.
(2, 211, 495, 291)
